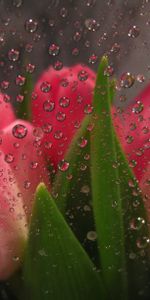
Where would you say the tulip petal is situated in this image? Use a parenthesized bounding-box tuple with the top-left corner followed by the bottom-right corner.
(0, 152, 27, 280)
(0, 93, 15, 129)
(0, 120, 49, 218)
(32, 65, 96, 168)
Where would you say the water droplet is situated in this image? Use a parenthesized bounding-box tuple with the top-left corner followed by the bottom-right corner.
(30, 161, 38, 169)
(120, 72, 135, 88)
(56, 111, 66, 122)
(25, 19, 38, 33)
(87, 231, 97, 241)
(25, 43, 33, 53)
(1, 81, 10, 90)
(3, 94, 10, 103)
(42, 123, 53, 133)
(40, 81, 51, 93)
(8, 49, 19, 61)
(136, 236, 150, 249)
(72, 48, 79, 56)
(125, 135, 134, 144)
(58, 160, 69, 172)
(26, 63, 35, 74)
(16, 94, 24, 103)
(130, 217, 145, 230)
(110, 42, 121, 53)
(81, 185, 90, 194)
(59, 96, 70, 108)
(43, 100, 55, 112)
(13, 0, 22, 7)
(78, 70, 88, 81)
(84, 104, 93, 114)
(53, 60, 63, 71)
(5, 153, 14, 163)
(15, 75, 26, 86)
(104, 65, 114, 77)
(136, 74, 145, 83)
(88, 53, 98, 64)
(128, 25, 140, 38)
(12, 124, 28, 139)
(85, 0, 96, 7)
(54, 130, 63, 140)
(85, 18, 100, 31)
(48, 43, 60, 56)
(78, 137, 88, 148)
(24, 180, 31, 189)
(132, 101, 144, 114)
(60, 7, 68, 18)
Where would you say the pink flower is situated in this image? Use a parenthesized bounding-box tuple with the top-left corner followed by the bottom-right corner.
(0, 94, 48, 279)
(32, 64, 149, 203)
(32, 65, 95, 169)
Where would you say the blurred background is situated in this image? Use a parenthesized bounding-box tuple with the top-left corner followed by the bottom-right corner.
(0, 0, 150, 107)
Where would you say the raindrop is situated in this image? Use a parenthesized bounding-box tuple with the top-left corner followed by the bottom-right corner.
(15, 75, 26, 86)
(8, 49, 19, 61)
(12, 124, 28, 139)
(40, 81, 51, 93)
(48, 43, 60, 56)
(26, 63, 35, 74)
(84, 104, 93, 114)
(132, 101, 144, 114)
(16, 94, 24, 103)
(136, 74, 145, 83)
(42, 123, 53, 133)
(30, 161, 38, 169)
(5, 153, 14, 163)
(125, 135, 134, 144)
(13, 0, 22, 7)
(43, 100, 55, 112)
(56, 111, 66, 122)
(59, 96, 70, 108)
(1, 81, 9, 90)
(54, 130, 63, 140)
(128, 25, 140, 38)
(130, 217, 145, 230)
(85, 18, 100, 31)
(120, 72, 135, 88)
(88, 53, 98, 64)
(78, 70, 88, 81)
(24, 180, 31, 189)
(78, 137, 88, 148)
(60, 7, 68, 18)
(58, 160, 69, 172)
(53, 60, 63, 71)
(87, 231, 97, 241)
(25, 19, 38, 33)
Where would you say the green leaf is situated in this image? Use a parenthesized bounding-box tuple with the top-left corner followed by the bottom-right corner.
(52, 116, 100, 267)
(91, 56, 149, 299)
(23, 183, 105, 300)
(53, 57, 150, 299)
(15, 72, 33, 121)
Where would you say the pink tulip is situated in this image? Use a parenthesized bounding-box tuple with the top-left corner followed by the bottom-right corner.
(0, 93, 48, 279)
(32, 65, 96, 169)
(32, 64, 149, 202)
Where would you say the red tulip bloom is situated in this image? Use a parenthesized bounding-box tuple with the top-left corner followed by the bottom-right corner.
(32, 65, 96, 169)
(32, 64, 150, 206)
(0, 94, 48, 279)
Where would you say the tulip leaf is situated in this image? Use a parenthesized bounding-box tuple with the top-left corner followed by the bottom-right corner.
(15, 72, 33, 121)
(53, 57, 150, 299)
(23, 183, 105, 300)
(91, 56, 150, 299)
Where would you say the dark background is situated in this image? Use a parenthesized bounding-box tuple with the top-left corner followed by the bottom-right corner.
(0, 0, 150, 106)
